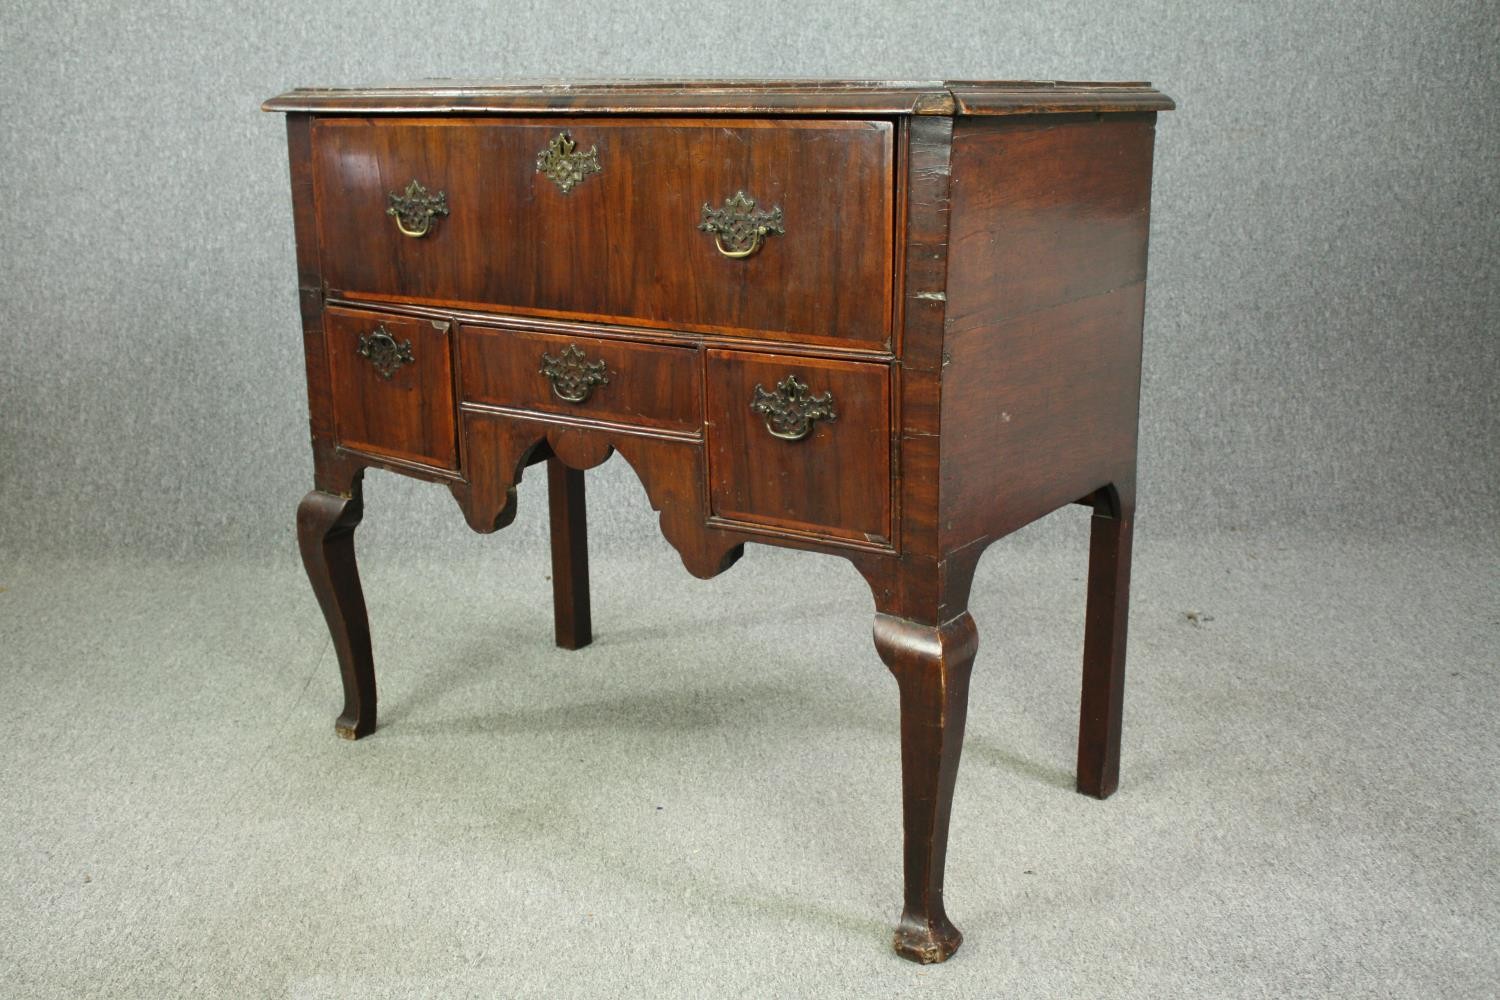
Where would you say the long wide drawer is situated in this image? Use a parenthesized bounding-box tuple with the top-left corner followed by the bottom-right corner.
(310, 117, 894, 350)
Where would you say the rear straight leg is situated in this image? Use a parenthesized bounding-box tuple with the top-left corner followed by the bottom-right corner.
(1076, 483, 1135, 798)
(547, 457, 593, 650)
(297, 489, 376, 739)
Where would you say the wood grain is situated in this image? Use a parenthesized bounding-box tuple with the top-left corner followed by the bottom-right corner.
(874, 611, 978, 964)
(297, 489, 375, 739)
(881, 115, 954, 622)
(263, 78, 1172, 117)
(311, 117, 894, 348)
(324, 305, 459, 471)
(939, 114, 1158, 551)
(705, 349, 892, 543)
(547, 458, 593, 651)
(1077, 483, 1135, 799)
(266, 82, 1173, 966)
(459, 324, 701, 433)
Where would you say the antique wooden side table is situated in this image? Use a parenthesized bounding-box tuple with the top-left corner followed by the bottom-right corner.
(263, 78, 1173, 963)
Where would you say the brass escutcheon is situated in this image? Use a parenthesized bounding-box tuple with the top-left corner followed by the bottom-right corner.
(356, 325, 414, 379)
(536, 132, 602, 193)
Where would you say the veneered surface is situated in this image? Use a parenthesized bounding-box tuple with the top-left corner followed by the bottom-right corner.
(325, 305, 458, 470)
(311, 117, 894, 349)
(706, 349, 892, 543)
(459, 324, 701, 434)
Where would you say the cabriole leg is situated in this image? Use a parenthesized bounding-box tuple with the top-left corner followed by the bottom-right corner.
(297, 489, 375, 740)
(874, 612, 979, 964)
(1077, 487, 1134, 798)
(547, 458, 593, 650)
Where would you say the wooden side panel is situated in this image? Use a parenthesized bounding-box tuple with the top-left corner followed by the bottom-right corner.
(311, 117, 893, 349)
(939, 114, 1158, 550)
(706, 350, 891, 543)
(285, 116, 337, 472)
(946, 113, 1156, 325)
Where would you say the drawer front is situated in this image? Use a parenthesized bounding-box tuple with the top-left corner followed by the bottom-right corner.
(325, 305, 458, 470)
(706, 350, 891, 543)
(311, 117, 894, 349)
(459, 325, 701, 434)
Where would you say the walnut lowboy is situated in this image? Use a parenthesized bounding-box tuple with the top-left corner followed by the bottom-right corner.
(266, 78, 1173, 964)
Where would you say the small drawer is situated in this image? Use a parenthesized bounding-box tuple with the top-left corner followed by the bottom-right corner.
(459, 325, 701, 434)
(706, 350, 891, 543)
(325, 305, 458, 470)
(311, 117, 893, 349)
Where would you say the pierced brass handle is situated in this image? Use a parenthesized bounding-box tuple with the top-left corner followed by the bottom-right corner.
(749, 375, 836, 441)
(699, 191, 784, 259)
(387, 179, 448, 238)
(540, 344, 609, 403)
(356, 325, 414, 379)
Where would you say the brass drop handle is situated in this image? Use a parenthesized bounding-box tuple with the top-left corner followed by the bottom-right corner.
(699, 191, 785, 260)
(387, 179, 448, 238)
(356, 324, 414, 379)
(713, 233, 763, 260)
(393, 216, 433, 239)
(540, 344, 610, 404)
(750, 375, 836, 441)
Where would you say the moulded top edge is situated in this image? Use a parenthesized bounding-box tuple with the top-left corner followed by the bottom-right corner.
(260, 79, 1174, 117)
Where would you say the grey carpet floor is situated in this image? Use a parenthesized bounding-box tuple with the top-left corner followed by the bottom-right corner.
(2, 527, 1496, 998)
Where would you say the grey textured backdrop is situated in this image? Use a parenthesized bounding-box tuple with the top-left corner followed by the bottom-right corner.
(2, 0, 1496, 561)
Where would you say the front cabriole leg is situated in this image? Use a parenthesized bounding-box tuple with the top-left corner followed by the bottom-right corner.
(873, 611, 979, 963)
(297, 488, 375, 740)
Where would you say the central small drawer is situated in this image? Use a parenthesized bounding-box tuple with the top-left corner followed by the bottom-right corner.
(459, 324, 701, 434)
(311, 117, 894, 349)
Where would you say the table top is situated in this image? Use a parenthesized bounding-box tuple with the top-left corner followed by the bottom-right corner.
(262, 78, 1175, 117)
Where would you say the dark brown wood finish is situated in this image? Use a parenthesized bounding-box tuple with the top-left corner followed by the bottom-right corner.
(1077, 483, 1135, 798)
(460, 324, 701, 433)
(874, 612, 978, 963)
(881, 114, 955, 624)
(454, 409, 747, 580)
(946, 80, 1175, 116)
(324, 304, 458, 471)
(938, 113, 1158, 806)
(311, 118, 894, 348)
(705, 350, 892, 543)
(267, 79, 1171, 964)
(940, 114, 1156, 550)
(297, 488, 376, 739)
(265, 79, 959, 116)
(547, 459, 593, 651)
(263, 78, 1174, 117)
